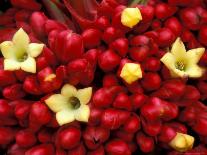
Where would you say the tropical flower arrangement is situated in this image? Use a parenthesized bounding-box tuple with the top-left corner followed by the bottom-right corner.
(0, 0, 207, 154)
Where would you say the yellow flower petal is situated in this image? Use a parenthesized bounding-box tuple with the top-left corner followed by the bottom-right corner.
(44, 74, 56, 82)
(74, 104, 90, 122)
(20, 57, 36, 73)
(76, 87, 92, 105)
(171, 37, 186, 61)
(27, 43, 44, 58)
(61, 84, 77, 98)
(186, 48, 205, 64)
(185, 65, 205, 78)
(169, 132, 194, 152)
(161, 52, 176, 70)
(120, 63, 142, 84)
(12, 28, 29, 59)
(121, 7, 142, 28)
(4, 59, 21, 71)
(56, 110, 75, 126)
(0, 41, 16, 59)
(45, 94, 69, 112)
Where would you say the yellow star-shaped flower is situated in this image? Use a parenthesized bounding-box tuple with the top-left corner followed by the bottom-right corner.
(169, 132, 194, 152)
(120, 63, 142, 84)
(121, 7, 142, 28)
(45, 84, 92, 126)
(161, 37, 205, 78)
(0, 28, 44, 73)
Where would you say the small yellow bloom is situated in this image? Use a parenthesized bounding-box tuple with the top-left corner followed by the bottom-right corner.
(120, 63, 142, 84)
(161, 37, 205, 78)
(0, 28, 44, 73)
(44, 74, 56, 82)
(45, 84, 92, 126)
(121, 7, 142, 28)
(169, 132, 194, 152)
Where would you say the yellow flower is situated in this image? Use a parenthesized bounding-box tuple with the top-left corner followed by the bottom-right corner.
(0, 28, 44, 73)
(120, 63, 142, 84)
(121, 7, 142, 28)
(169, 132, 194, 152)
(45, 84, 92, 126)
(161, 37, 205, 78)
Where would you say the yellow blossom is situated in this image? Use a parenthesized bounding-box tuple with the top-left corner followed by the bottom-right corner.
(169, 132, 194, 152)
(161, 37, 205, 78)
(121, 7, 142, 28)
(45, 84, 92, 126)
(0, 28, 44, 73)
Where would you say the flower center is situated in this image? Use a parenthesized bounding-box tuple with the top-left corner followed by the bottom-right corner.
(17, 53, 28, 62)
(175, 61, 185, 71)
(69, 96, 81, 109)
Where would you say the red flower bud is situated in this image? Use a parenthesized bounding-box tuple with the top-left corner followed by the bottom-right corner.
(82, 28, 102, 48)
(68, 143, 86, 155)
(88, 146, 105, 155)
(16, 130, 37, 148)
(88, 107, 103, 126)
(103, 74, 119, 87)
(25, 144, 55, 155)
(113, 92, 132, 111)
(14, 100, 32, 120)
(102, 27, 124, 44)
(0, 99, 13, 118)
(83, 126, 110, 149)
(95, 16, 110, 30)
(93, 86, 126, 108)
(105, 139, 131, 155)
(193, 118, 207, 136)
(30, 12, 47, 40)
(45, 19, 67, 35)
(49, 30, 84, 64)
(141, 72, 161, 91)
(136, 132, 154, 153)
(158, 125, 177, 143)
(0, 127, 15, 145)
(110, 38, 129, 57)
(141, 117, 162, 136)
(98, 49, 121, 72)
(155, 3, 177, 20)
(164, 17, 182, 37)
(130, 93, 148, 110)
(7, 143, 26, 155)
(142, 57, 161, 72)
(38, 128, 53, 143)
(29, 101, 52, 126)
(57, 126, 81, 150)
(3, 84, 26, 100)
(156, 28, 176, 47)
(115, 130, 134, 142)
(23, 75, 42, 95)
(101, 108, 130, 130)
(152, 79, 186, 100)
(123, 114, 140, 133)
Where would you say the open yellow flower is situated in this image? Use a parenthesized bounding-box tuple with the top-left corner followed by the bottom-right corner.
(121, 7, 142, 28)
(0, 28, 44, 73)
(169, 132, 194, 152)
(161, 37, 205, 78)
(45, 84, 92, 126)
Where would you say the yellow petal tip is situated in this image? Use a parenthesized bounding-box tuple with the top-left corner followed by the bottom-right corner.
(121, 7, 142, 28)
(120, 63, 142, 84)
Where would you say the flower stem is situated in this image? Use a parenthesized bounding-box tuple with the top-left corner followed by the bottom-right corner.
(128, 0, 148, 6)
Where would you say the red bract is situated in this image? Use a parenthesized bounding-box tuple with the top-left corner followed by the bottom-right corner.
(105, 139, 131, 155)
(141, 72, 161, 91)
(142, 57, 161, 72)
(130, 93, 148, 110)
(68, 143, 86, 155)
(137, 5, 155, 23)
(110, 38, 129, 57)
(158, 125, 177, 143)
(164, 17, 182, 37)
(102, 27, 124, 44)
(156, 28, 176, 47)
(123, 114, 140, 133)
(0, 100, 13, 118)
(88, 146, 105, 155)
(83, 126, 110, 149)
(49, 30, 84, 64)
(88, 107, 103, 126)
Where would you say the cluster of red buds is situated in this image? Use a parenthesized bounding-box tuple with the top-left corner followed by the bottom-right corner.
(1, 0, 207, 154)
